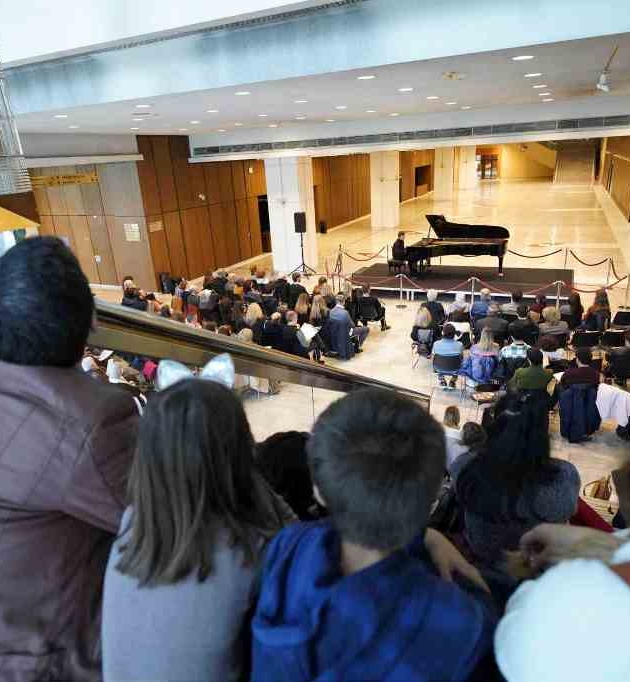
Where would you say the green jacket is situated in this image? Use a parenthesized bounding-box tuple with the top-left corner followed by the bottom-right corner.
(509, 364, 553, 391)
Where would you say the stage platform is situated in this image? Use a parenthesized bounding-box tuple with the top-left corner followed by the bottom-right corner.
(350, 264, 575, 301)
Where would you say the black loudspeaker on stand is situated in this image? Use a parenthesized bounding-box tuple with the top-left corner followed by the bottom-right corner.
(289, 211, 317, 276)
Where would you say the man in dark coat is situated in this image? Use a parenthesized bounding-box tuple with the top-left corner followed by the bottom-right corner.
(0, 237, 138, 681)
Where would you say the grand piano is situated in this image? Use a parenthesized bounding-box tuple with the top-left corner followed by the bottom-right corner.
(406, 214, 510, 276)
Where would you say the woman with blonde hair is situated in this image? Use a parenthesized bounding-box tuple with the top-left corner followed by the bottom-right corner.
(309, 294, 328, 324)
(244, 303, 265, 344)
(538, 306, 568, 337)
(461, 327, 499, 385)
(410, 306, 435, 355)
(294, 292, 311, 325)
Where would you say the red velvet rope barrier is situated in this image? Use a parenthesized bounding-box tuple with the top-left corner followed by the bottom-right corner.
(507, 248, 564, 259)
(610, 259, 623, 281)
(568, 250, 610, 267)
(570, 275, 628, 294)
(342, 246, 387, 262)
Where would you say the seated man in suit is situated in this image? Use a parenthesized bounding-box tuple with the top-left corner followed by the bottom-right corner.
(330, 294, 369, 355)
(280, 311, 309, 358)
(509, 304, 538, 345)
(288, 273, 308, 309)
(392, 231, 406, 261)
(359, 285, 391, 332)
(475, 304, 509, 340)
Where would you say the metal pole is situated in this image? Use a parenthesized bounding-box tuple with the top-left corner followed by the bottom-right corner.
(470, 277, 476, 308)
(606, 258, 611, 287)
(396, 274, 407, 309)
(624, 275, 630, 309)
(556, 280, 562, 310)
(563, 248, 568, 270)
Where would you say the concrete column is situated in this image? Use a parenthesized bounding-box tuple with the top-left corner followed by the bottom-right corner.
(434, 146, 455, 200)
(457, 146, 478, 190)
(264, 156, 318, 274)
(370, 151, 400, 230)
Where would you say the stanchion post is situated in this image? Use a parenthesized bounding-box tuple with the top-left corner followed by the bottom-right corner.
(555, 280, 562, 310)
(470, 276, 476, 307)
(606, 258, 612, 287)
(563, 248, 568, 270)
(624, 275, 630, 309)
(396, 274, 407, 309)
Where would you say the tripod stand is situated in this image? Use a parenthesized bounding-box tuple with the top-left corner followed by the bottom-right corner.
(289, 231, 317, 276)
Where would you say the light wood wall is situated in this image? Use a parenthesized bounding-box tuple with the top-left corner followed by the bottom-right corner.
(399, 150, 435, 201)
(312, 154, 370, 230)
(136, 135, 266, 282)
(30, 163, 155, 289)
(603, 136, 630, 220)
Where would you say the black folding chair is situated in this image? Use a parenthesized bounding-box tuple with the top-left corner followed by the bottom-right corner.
(613, 310, 630, 327)
(601, 330, 626, 348)
(501, 313, 518, 324)
(432, 354, 463, 396)
(554, 333, 569, 349)
(571, 330, 602, 349)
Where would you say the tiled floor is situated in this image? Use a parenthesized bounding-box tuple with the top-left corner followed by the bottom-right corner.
(94, 179, 630, 488)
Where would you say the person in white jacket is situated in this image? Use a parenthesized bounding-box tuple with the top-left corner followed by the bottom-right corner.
(495, 523, 630, 682)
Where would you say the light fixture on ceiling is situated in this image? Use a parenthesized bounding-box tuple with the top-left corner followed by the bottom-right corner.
(426, 95, 439, 100)
(130, 127, 140, 130)
(461, 105, 472, 110)
(258, 113, 268, 117)
(295, 115, 307, 120)
(269, 123, 278, 128)
(446, 101, 457, 105)
(190, 120, 200, 124)
(135, 103, 151, 108)
(442, 71, 467, 81)
(206, 109, 219, 113)
(335, 105, 347, 110)
(366, 109, 377, 113)
(178, 128, 188, 131)
(524, 72, 543, 78)
(325, 119, 336, 122)
(398, 87, 413, 92)
(54, 114, 68, 119)
(542, 98, 554, 102)
(357, 74, 376, 80)
(512, 55, 534, 61)
(294, 99, 308, 104)
(389, 112, 400, 117)
(68, 125, 80, 129)
(532, 84, 547, 89)
(218, 129, 227, 132)
(235, 91, 251, 96)
(596, 46, 619, 93)
(234, 122, 244, 126)
(132, 118, 144, 122)
(537, 92, 551, 97)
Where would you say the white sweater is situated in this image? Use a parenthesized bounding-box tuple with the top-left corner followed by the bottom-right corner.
(495, 534, 630, 682)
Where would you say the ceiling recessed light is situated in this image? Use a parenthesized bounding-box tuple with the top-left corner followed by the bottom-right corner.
(389, 112, 400, 117)
(217, 129, 227, 132)
(258, 113, 268, 117)
(269, 123, 278, 128)
(295, 115, 307, 120)
(135, 103, 151, 108)
(426, 95, 439, 100)
(512, 55, 534, 61)
(132, 118, 144, 122)
(335, 105, 347, 110)
(130, 127, 140, 130)
(532, 84, 548, 89)
(206, 109, 219, 113)
(542, 98, 554, 102)
(294, 99, 308, 104)
(365, 109, 377, 113)
(54, 114, 68, 119)
(68, 125, 80, 129)
(235, 91, 251, 96)
(190, 120, 200, 124)
(461, 105, 472, 110)
(178, 128, 188, 131)
(234, 122, 243, 126)
(524, 72, 542, 78)
(325, 119, 336, 122)
(357, 74, 376, 80)
(446, 101, 458, 105)
(538, 92, 551, 96)
(398, 87, 414, 92)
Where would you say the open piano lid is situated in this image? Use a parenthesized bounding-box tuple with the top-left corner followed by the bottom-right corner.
(426, 214, 509, 240)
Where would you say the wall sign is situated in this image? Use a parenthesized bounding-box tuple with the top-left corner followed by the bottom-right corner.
(30, 171, 99, 188)
(148, 220, 164, 233)
(123, 223, 141, 242)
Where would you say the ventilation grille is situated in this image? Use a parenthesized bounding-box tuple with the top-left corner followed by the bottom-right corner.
(0, 60, 31, 195)
(193, 115, 630, 157)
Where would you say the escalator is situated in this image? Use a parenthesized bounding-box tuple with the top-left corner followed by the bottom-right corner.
(91, 300, 431, 408)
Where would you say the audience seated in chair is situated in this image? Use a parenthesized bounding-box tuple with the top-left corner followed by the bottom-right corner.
(251, 389, 496, 682)
(358, 284, 391, 331)
(605, 329, 630, 385)
(432, 323, 464, 389)
(461, 327, 499, 386)
(529, 294, 547, 321)
(559, 361, 602, 444)
(280, 311, 310, 358)
(446, 291, 470, 318)
(582, 289, 611, 332)
(0, 237, 139, 681)
(559, 292, 584, 330)
(539, 334, 569, 370)
(538, 306, 569, 337)
(449, 423, 488, 481)
(411, 306, 435, 356)
(103, 378, 292, 682)
(470, 288, 492, 321)
(422, 289, 446, 326)
(443, 405, 467, 469)
(500, 290, 524, 316)
(288, 273, 307, 309)
(509, 348, 554, 392)
(561, 348, 601, 388)
(329, 293, 369, 358)
(475, 303, 509, 340)
(508, 304, 538, 345)
(456, 392, 580, 566)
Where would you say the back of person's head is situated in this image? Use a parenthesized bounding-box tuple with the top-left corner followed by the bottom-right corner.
(442, 323, 456, 339)
(511, 326, 525, 342)
(292, 273, 301, 283)
(539, 335, 559, 352)
(117, 379, 281, 585)
(0, 237, 94, 367)
(308, 389, 445, 549)
(512, 290, 523, 304)
(516, 303, 529, 319)
(245, 302, 264, 326)
(294, 292, 310, 314)
(478, 326, 495, 350)
(454, 292, 466, 305)
(461, 422, 487, 450)
(325, 295, 337, 310)
(362, 284, 371, 295)
(527, 347, 543, 366)
(237, 328, 254, 343)
(427, 289, 438, 302)
(542, 306, 559, 323)
(594, 289, 610, 308)
(443, 405, 460, 428)
(569, 292, 582, 310)
(480, 288, 491, 301)
(217, 325, 232, 336)
(335, 293, 345, 306)
(397, 231, 404, 239)
(159, 305, 171, 318)
(286, 310, 298, 324)
(172, 311, 185, 323)
(576, 347, 593, 366)
(318, 276, 327, 286)
(202, 320, 218, 333)
(487, 303, 499, 316)
(270, 312, 282, 323)
(310, 294, 327, 321)
(257, 431, 319, 521)
(535, 294, 547, 307)
(415, 306, 432, 328)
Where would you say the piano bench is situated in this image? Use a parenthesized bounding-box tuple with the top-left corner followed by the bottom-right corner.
(388, 259, 406, 274)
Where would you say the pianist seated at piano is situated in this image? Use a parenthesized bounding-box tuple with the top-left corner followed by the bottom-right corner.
(392, 232, 406, 262)
(405, 215, 510, 276)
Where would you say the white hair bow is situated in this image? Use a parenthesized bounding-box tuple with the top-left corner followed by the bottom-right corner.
(156, 353, 235, 391)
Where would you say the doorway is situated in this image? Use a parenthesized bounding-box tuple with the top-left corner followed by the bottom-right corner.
(478, 154, 499, 179)
(258, 195, 271, 252)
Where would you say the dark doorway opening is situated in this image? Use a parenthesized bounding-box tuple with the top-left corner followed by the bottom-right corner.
(258, 195, 271, 252)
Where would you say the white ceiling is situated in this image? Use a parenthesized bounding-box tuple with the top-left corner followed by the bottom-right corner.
(14, 33, 630, 140)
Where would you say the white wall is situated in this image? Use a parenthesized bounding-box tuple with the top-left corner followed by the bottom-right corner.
(1, 1, 331, 65)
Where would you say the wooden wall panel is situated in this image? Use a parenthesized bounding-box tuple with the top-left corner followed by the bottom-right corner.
(231, 161, 247, 200)
(98, 163, 144, 217)
(87, 215, 118, 285)
(245, 160, 266, 197)
(170, 136, 207, 211)
(32, 188, 51, 217)
(69, 215, 100, 283)
(51, 215, 76, 251)
(38, 214, 56, 236)
(611, 157, 630, 219)
(235, 198, 252, 261)
(203, 164, 222, 205)
(209, 203, 229, 267)
(220, 202, 240, 264)
(136, 136, 163, 216)
(61, 168, 87, 216)
(106, 216, 155, 291)
(152, 137, 179, 213)
(80, 182, 105, 217)
(218, 164, 235, 201)
(146, 215, 172, 279)
(180, 207, 206, 279)
(163, 211, 189, 278)
(607, 137, 630, 158)
(195, 206, 217, 275)
(46, 184, 68, 216)
(247, 197, 263, 257)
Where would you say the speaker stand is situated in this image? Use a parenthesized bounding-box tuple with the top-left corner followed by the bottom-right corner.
(288, 231, 317, 276)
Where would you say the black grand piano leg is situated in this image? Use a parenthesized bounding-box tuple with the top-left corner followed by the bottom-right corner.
(498, 255, 504, 277)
